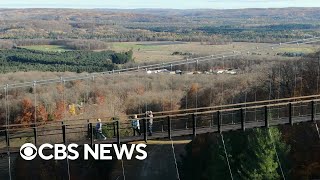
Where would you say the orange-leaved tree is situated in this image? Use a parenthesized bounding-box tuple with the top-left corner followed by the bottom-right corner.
(17, 98, 34, 125)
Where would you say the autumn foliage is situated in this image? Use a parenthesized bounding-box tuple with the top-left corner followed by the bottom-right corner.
(16, 98, 49, 125)
(17, 98, 34, 125)
(54, 100, 65, 120)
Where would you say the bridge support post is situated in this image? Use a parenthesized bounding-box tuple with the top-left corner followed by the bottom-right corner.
(62, 124, 66, 144)
(143, 119, 147, 143)
(33, 127, 37, 146)
(116, 121, 120, 145)
(185, 120, 188, 129)
(113, 122, 116, 138)
(167, 116, 171, 139)
(217, 111, 221, 133)
(161, 120, 164, 132)
(5, 129, 10, 148)
(210, 113, 214, 127)
(240, 108, 245, 131)
(289, 103, 293, 126)
(311, 101, 315, 122)
(87, 120, 90, 138)
(192, 114, 196, 137)
(264, 106, 269, 128)
(90, 123, 93, 147)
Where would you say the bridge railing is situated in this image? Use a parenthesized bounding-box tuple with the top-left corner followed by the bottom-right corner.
(3, 94, 318, 129)
(0, 98, 319, 153)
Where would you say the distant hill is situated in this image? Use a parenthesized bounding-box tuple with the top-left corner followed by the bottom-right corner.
(0, 8, 320, 43)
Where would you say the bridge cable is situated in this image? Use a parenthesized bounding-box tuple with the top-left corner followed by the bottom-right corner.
(220, 133, 234, 180)
(315, 123, 320, 140)
(33, 81, 37, 131)
(316, 54, 320, 141)
(85, 74, 90, 114)
(0, 37, 318, 90)
(116, 73, 126, 180)
(244, 54, 249, 124)
(268, 129, 286, 180)
(170, 137, 181, 180)
(121, 158, 126, 180)
(278, 63, 281, 119)
(62, 78, 71, 180)
(3, 36, 320, 90)
(254, 85, 257, 121)
(145, 68, 148, 113)
(169, 62, 181, 180)
(5, 85, 12, 180)
(196, 61, 199, 111)
(317, 53, 320, 94)
(186, 59, 189, 109)
(219, 59, 225, 123)
(171, 64, 174, 111)
(118, 124, 126, 180)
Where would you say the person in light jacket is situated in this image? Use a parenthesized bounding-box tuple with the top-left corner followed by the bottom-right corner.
(146, 111, 153, 136)
(131, 114, 141, 136)
(96, 118, 106, 140)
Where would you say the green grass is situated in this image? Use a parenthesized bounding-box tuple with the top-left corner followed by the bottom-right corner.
(278, 47, 316, 53)
(112, 42, 162, 51)
(20, 45, 71, 52)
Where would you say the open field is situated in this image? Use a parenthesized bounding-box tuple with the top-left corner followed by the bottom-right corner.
(20, 45, 71, 52)
(277, 46, 317, 53)
(111, 41, 319, 63)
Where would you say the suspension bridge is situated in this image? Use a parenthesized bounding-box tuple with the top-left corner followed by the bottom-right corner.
(1, 37, 320, 179)
(0, 94, 320, 179)
(1, 93, 320, 151)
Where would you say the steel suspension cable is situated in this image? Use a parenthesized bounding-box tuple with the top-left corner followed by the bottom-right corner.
(171, 64, 174, 110)
(278, 63, 281, 119)
(115, 73, 126, 180)
(268, 129, 286, 180)
(315, 123, 320, 140)
(170, 138, 181, 180)
(185, 59, 189, 109)
(195, 61, 198, 111)
(168, 63, 181, 180)
(121, 158, 126, 180)
(61, 78, 71, 180)
(5, 85, 12, 180)
(2, 37, 320, 90)
(220, 133, 234, 180)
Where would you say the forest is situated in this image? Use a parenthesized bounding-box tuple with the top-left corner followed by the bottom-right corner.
(0, 48, 133, 73)
(1, 8, 320, 46)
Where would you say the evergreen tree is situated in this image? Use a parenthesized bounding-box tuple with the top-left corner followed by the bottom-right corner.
(180, 128, 290, 180)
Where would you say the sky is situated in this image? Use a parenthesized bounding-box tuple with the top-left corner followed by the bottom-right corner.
(0, 0, 319, 9)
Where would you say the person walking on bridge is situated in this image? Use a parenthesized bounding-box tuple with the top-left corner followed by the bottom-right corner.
(96, 118, 107, 140)
(132, 114, 141, 136)
(146, 111, 153, 136)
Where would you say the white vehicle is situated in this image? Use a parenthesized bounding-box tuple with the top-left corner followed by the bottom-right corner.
(217, 70, 225, 74)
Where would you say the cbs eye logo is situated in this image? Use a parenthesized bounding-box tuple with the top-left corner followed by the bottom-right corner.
(20, 143, 37, 160)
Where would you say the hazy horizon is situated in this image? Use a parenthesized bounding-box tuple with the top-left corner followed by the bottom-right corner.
(0, 0, 319, 9)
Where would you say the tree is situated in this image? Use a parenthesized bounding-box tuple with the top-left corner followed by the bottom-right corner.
(69, 104, 76, 116)
(54, 100, 65, 120)
(36, 104, 48, 122)
(180, 128, 290, 180)
(17, 98, 34, 125)
(235, 128, 288, 179)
